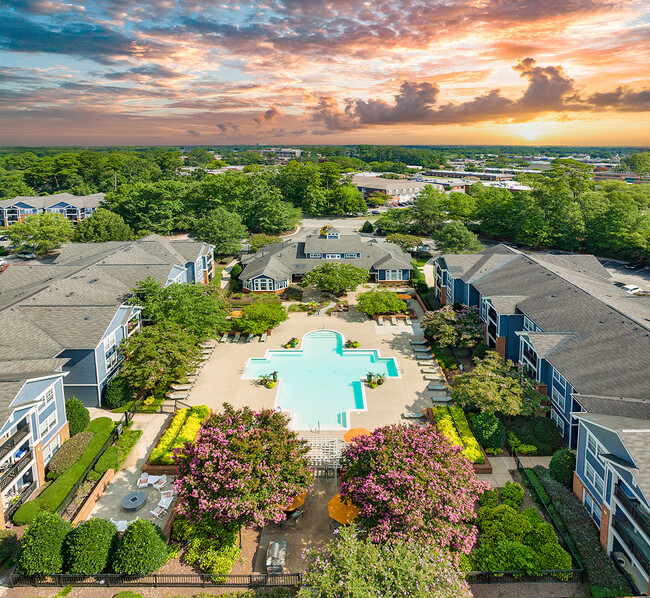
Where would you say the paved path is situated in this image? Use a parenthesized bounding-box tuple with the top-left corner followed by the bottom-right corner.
(219, 258, 237, 290)
(423, 257, 436, 287)
(478, 456, 552, 488)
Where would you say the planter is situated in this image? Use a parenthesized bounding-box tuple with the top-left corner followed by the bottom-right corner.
(473, 447, 493, 474)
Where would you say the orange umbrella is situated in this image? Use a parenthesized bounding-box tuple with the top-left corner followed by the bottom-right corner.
(230, 310, 243, 318)
(397, 294, 411, 300)
(285, 492, 307, 510)
(328, 494, 359, 524)
(344, 428, 371, 443)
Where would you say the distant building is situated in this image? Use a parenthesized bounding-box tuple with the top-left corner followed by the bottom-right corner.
(0, 193, 105, 227)
(240, 229, 412, 292)
(422, 170, 515, 181)
(352, 175, 443, 204)
(271, 148, 302, 160)
(593, 171, 650, 185)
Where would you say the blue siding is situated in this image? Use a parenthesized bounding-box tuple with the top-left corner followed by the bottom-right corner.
(65, 385, 100, 408)
(0, 407, 31, 436)
(58, 349, 97, 385)
(498, 314, 524, 362)
(40, 379, 66, 446)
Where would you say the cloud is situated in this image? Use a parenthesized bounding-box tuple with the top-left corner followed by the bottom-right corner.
(215, 121, 240, 133)
(253, 104, 283, 125)
(187, 129, 201, 136)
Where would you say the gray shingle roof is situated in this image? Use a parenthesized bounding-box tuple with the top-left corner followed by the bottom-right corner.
(523, 332, 580, 358)
(574, 395, 650, 420)
(0, 193, 105, 210)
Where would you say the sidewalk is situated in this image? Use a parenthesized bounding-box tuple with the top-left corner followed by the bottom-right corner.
(478, 455, 552, 488)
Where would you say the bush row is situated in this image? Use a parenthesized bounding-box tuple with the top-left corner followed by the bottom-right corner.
(532, 466, 631, 593)
(150, 406, 210, 465)
(18, 512, 169, 576)
(14, 418, 114, 525)
(501, 415, 564, 456)
(47, 431, 94, 480)
(469, 412, 506, 451)
(172, 515, 241, 579)
(432, 406, 483, 464)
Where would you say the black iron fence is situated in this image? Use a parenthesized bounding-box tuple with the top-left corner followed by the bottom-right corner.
(10, 573, 302, 588)
(466, 569, 583, 584)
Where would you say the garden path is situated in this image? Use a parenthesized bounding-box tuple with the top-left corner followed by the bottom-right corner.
(423, 256, 436, 287)
(478, 456, 552, 488)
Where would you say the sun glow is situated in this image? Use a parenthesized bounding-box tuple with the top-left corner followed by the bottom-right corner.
(507, 121, 558, 141)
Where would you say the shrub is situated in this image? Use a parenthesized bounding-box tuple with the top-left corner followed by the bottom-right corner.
(230, 263, 243, 279)
(500, 481, 524, 510)
(93, 446, 119, 476)
(549, 449, 576, 488)
(507, 432, 537, 455)
(478, 504, 532, 544)
(479, 488, 499, 508)
(65, 398, 90, 437)
(65, 518, 117, 574)
(472, 341, 488, 361)
(113, 593, 143, 598)
(360, 220, 374, 233)
(112, 519, 168, 575)
(17, 512, 72, 575)
(47, 431, 94, 480)
(416, 280, 429, 295)
(521, 507, 543, 526)
(105, 376, 134, 410)
(472, 412, 506, 449)
(535, 543, 572, 578)
(473, 539, 539, 576)
(150, 406, 209, 465)
(149, 409, 188, 465)
(535, 418, 564, 451)
(433, 406, 484, 464)
(116, 429, 142, 469)
(0, 530, 17, 566)
(14, 418, 114, 525)
(526, 521, 558, 551)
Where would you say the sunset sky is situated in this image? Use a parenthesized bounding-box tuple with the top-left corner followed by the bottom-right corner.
(1, 0, 650, 146)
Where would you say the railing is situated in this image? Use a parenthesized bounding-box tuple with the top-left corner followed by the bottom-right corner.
(10, 573, 303, 588)
(0, 427, 29, 461)
(3, 481, 37, 520)
(612, 517, 650, 575)
(614, 484, 650, 541)
(466, 569, 583, 584)
(0, 450, 33, 491)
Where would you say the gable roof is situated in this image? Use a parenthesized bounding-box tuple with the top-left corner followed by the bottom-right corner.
(0, 193, 105, 210)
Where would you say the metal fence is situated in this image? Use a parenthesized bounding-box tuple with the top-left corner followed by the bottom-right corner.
(466, 569, 583, 584)
(10, 573, 302, 588)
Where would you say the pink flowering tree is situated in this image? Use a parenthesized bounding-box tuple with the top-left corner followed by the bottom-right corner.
(173, 403, 314, 529)
(422, 305, 483, 349)
(339, 424, 489, 552)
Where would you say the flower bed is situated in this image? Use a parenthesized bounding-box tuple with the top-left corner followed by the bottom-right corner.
(432, 406, 484, 464)
(149, 405, 210, 466)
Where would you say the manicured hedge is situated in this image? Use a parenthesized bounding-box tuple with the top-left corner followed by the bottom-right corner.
(471, 412, 505, 450)
(432, 406, 483, 464)
(116, 428, 142, 468)
(105, 375, 134, 410)
(549, 448, 576, 488)
(17, 512, 72, 575)
(501, 415, 564, 456)
(65, 518, 117, 574)
(65, 398, 90, 437)
(113, 519, 168, 575)
(47, 431, 93, 480)
(149, 405, 210, 465)
(14, 418, 114, 525)
(532, 466, 630, 593)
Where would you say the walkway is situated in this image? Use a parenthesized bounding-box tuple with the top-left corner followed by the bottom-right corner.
(478, 455, 552, 488)
(423, 257, 436, 287)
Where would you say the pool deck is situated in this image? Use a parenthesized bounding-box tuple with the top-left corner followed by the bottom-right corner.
(185, 295, 434, 439)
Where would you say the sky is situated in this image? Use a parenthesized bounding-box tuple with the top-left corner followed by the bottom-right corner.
(1, 0, 650, 146)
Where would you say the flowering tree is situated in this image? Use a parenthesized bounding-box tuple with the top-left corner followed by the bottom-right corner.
(451, 350, 546, 416)
(299, 527, 471, 598)
(174, 403, 314, 529)
(422, 305, 483, 349)
(339, 424, 488, 551)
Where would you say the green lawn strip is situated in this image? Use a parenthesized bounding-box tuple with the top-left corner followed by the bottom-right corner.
(111, 400, 135, 414)
(115, 429, 143, 469)
(14, 418, 114, 525)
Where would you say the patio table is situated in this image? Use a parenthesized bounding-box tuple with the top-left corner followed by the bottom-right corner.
(122, 491, 147, 512)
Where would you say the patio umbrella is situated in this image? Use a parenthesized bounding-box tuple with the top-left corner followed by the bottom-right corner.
(285, 492, 307, 510)
(230, 310, 243, 318)
(328, 494, 359, 524)
(396, 294, 412, 300)
(344, 427, 371, 444)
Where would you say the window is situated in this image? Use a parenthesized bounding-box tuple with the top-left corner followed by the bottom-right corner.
(586, 430, 603, 458)
(253, 278, 273, 291)
(585, 461, 604, 497)
(553, 368, 566, 389)
(384, 270, 404, 281)
(551, 387, 564, 410)
(309, 253, 321, 259)
(325, 254, 341, 259)
(37, 388, 55, 415)
(43, 437, 60, 465)
(523, 316, 535, 331)
(551, 411, 565, 436)
(584, 491, 602, 526)
(104, 331, 119, 371)
(39, 410, 57, 438)
(344, 253, 358, 258)
(277, 280, 287, 290)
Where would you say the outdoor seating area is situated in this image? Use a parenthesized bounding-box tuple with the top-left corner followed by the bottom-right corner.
(219, 332, 267, 343)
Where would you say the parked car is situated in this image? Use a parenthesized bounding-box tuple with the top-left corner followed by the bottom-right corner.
(15, 251, 36, 260)
(370, 210, 381, 215)
(621, 284, 642, 294)
(623, 262, 645, 270)
(0, 235, 8, 241)
(613, 281, 626, 287)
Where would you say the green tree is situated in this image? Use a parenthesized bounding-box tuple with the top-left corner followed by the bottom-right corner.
(326, 185, 367, 214)
(65, 518, 117, 575)
(422, 305, 483, 349)
(112, 519, 168, 575)
(360, 220, 374, 233)
(276, 161, 328, 214)
(356, 289, 407, 316)
(237, 300, 288, 335)
(367, 190, 390, 206)
(386, 233, 423, 253)
(193, 207, 247, 256)
(434, 222, 482, 253)
(65, 398, 90, 436)
(413, 185, 444, 235)
(119, 322, 201, 392)
(248, 233, 282, 252)
(625, 151, 650, 174)
(71, 208, 134, 242)
(443, 191, 477, 223)
(300, 527, 471, 598)
(451, 350, 545, 416)
(318, 161, 342, 190)
(303, 263, 369, 294)
(17, 512, 72, 575)
(4, 212, 73, 254)
(375, 208, 415, 235)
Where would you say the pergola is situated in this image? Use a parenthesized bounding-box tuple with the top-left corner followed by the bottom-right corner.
(305, 437, 347, 481)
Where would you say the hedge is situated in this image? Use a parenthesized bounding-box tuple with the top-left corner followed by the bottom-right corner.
(149, 405, 209, 465)
(549, 449, 576, 488)
(500, 481, 524, 510)
(432, 406, 483, 464)
(471, 412, 506, 450)
(116, 429, 143, 469)
(64, 398, 90, 437)
(17, 512, 72, 575)
(501, 415, 564, 456)
(532, 466, 630, 593)
(113, 519, 168, 575)
(0, 530, 17, 566)
(105, 376, 134, 410)
(14, 418, 114, 525)
(65, 518, 117, 574)
(47, 431, 94, 480)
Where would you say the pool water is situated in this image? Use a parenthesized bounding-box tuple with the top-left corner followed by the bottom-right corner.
(244, 330, 398, 430)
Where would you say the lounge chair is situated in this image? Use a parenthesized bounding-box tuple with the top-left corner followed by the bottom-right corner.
(410, 339, 427, 345)
(391, 316, 398, 325)
(233, 333, 241, 342)
(423, 375, 444, 381)
(158, 495, 174, 510)
(161, 489, 175, 500)
(150, 506, 166, 520)
(200, 354, 210, 361)
(260, 333, 267, 342)
(201, 341, 216, 348)
(171, 383, 192, 391)
(413, 347, 432, 353)
(421, 368, 442, 375)
(136, 473, 149, 489)
(153, 474, 167, 491)
(427, 381, 447, 390)
(201, 349, 212, 355)
(246, 334, 254, 343)
(402, 412, 426, 419)
(377, 317, 384, 325)
(167, 391, 189, 400)
(111, 518, 129, 533)
(220, 333, 229, 343)
(405, 317, 413, 325)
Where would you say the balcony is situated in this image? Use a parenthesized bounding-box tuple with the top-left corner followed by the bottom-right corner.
(0, 428, 29, 462)
(0, 449, 33, 491)
(613, 516, 650, 576)
(487, 322, 497, 337)
(615, 484, 650, 543)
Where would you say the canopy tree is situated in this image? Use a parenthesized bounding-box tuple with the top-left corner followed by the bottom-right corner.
(71, 208, 134, 242)
(4, 212, 73, 254)
(248, 233, 282, 252)
(174, 404, 314, 530)
(356, 289, 407, 316)
(237, 300, 288, 335)
(422, 305, 483, 349)
(302, 262, 369, 295)
(193, 207, 247, 255)
(434, 222, 482, 254)
(386, 233, 423, 253)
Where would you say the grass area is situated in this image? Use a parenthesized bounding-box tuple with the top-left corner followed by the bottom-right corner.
(111, 400, 135, 414)
(413, 256, 429, 268)
(116, 429, 143, 469)
(430, 344, 459, 370)
(213, 267, 223, 286)
(14, 418, 115, 525)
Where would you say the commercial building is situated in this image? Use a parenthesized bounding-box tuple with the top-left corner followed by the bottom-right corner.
(352, 175, 443, 204)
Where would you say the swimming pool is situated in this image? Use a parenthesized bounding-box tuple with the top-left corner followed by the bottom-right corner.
(244, 329, 399, 430)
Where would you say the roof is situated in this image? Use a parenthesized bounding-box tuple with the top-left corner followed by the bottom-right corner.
(240, 235, 413, 282)
(573, 395, 650, 420)
(0, 193, 105, 210)
(352, 175, 434, 192)
(523, 332, 580, 358)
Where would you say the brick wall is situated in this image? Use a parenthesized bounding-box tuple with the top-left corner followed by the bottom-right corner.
(71, 468, 115, 526)
(573, 471, 584, 501)
(600, 503, 610, 550)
